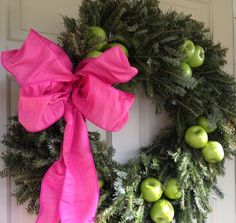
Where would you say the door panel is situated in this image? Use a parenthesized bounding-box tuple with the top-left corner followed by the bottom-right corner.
(0, 0, 235, 222)
(160, 0, 213, 31)
(7, 0, 80, 41)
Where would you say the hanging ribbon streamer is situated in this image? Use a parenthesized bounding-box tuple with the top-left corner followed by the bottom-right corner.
(1, 29, 138, 223)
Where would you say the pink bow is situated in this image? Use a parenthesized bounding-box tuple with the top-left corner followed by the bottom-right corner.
(1, 29, 138, 223)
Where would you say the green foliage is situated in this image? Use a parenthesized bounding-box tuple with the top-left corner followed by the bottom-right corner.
(0, 117, 63, 213)
(1, 0, 236, 222)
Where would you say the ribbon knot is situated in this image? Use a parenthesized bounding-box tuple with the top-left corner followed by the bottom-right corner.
(1, 29, 138, 223)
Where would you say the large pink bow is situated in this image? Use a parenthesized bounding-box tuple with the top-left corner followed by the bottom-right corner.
(1, 29, 138, 223)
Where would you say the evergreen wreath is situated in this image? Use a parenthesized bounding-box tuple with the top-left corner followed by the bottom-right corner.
(1, 0, 236, 222)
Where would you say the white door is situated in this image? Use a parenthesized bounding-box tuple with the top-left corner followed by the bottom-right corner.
(0, 0, 235, 222)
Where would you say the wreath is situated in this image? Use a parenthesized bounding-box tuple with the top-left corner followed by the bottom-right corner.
(1, 0, 236, 222)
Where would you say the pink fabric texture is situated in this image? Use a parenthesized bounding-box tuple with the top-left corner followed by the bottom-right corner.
(1, 29, 138, 223)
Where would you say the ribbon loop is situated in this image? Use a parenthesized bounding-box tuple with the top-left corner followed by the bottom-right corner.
(76, 46, 137, 84)
(72, 74, 134, 131)
(19, 81, 71, 132)
(1, 29, 138, 223)
(1, 29, 74, 86)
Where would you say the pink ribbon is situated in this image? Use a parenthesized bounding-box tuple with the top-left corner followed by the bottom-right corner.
(1, 29, 138, 223)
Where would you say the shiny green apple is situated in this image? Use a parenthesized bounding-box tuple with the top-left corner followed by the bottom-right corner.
(87, 26, 107, 50)
(164, 178, 182, 200)
(188, 45, 205, 68)
(106, 43, 129, 57)
(179, 39, 195, 61)
(202, 141, 224, 163)
(197, 116, 217, 133)
(85, 50, 102, 58)
(180, 62, 192, 79)
(140, 178, 163, 202)
(150, 199, 174, 223)
(185, 125, 208, 149)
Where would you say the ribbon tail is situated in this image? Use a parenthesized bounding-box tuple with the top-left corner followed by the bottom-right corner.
(35, 102, 99, 223)
(60, 102, 99, 223)
(35, 152, 65, 223)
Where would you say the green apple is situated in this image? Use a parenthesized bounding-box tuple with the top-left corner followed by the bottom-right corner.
(185, 125, 208, 149)
(87, 26, 107, 50)
(180, 62, 192, 79)
(188, 45, 205, 68)
(99, 179, 104, 189)
(106, 43, 129, 57)
(202, 141, 224, 163)
(150, 199, 174, 223)
(164, 178, 182, 200)
(85, 50, 102, 58)
(140, 178, 163, 202)
(197, 116, 217, 133)
(179, 39, 195, 61)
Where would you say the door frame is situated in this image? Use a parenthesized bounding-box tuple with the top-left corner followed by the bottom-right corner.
(0, 0, 10, 222)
